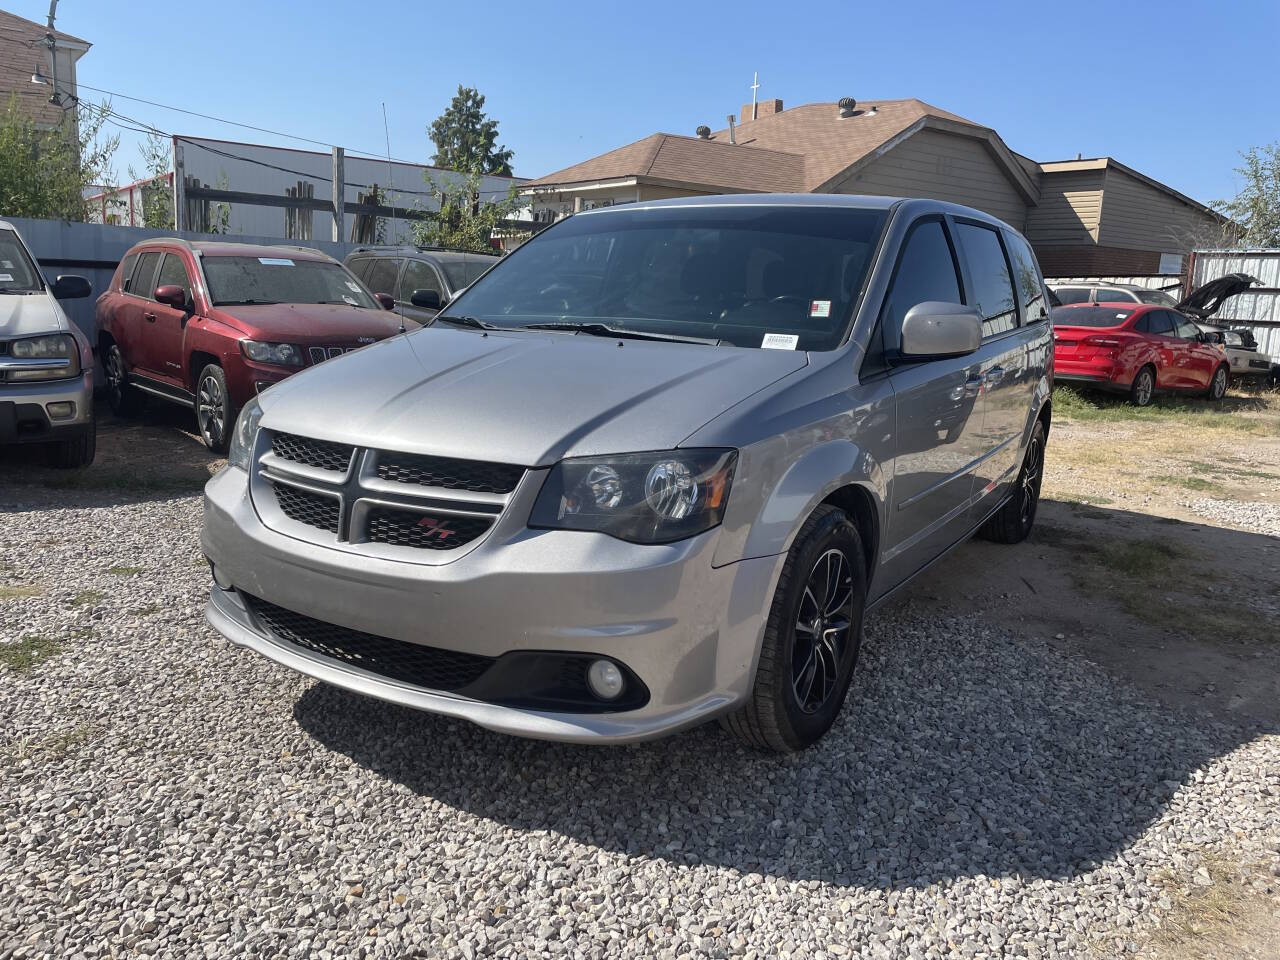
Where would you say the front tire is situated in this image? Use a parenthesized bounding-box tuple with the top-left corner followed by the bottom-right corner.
(721, 505, 867, 753)
(1207, 364, 1228, 401)
(103, 342, 141, 416)
(47, 418, 96, 469)
(978, 418, 1045, 545)
(1129, 366, 1155, 407)
(195, 364, 233, 453)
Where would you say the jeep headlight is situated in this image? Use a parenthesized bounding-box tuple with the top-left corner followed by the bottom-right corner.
(529, 449, 737, 544)
(227, 396, 264, 471)
(240, 339, 304, 367)
(7, 333, 80, 381)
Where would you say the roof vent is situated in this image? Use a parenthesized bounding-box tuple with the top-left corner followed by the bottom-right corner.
(696, 125, 711, 139)
(838, 97, 857, 118)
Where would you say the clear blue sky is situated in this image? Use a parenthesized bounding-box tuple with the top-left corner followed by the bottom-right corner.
(17, 0, 1279, 204)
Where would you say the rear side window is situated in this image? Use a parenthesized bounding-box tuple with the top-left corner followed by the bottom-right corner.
(400, 259, 443, 301)
(955, 222, 1017, 336)
(1095, 288, 1135, 303)
(1053, 287, 1090, 305)
(346, 257, 373, 281)
(118, 252, 139, 292)
(1134, 314, 1150, 333)
(155, 253, 192, 302)
(128, 252, 162, 298)
(363, 257, 402, 297)
(876, 219, 963, 361)
(1004, 232, 1047, 324)
(1145, 310, 1175, 335)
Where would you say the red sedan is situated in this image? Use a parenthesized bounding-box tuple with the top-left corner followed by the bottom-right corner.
(1052, 303, 1230, 406)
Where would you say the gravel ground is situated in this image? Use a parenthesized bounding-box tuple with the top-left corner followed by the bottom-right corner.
(3, 489, 1279, 959)
(1184, 497, 1280, 538)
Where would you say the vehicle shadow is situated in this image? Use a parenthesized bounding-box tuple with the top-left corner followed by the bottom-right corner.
(0, 401, 220, 509)
(294, 503, 1273, 888)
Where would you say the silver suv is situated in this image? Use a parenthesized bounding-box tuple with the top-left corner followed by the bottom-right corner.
(202, 195, 1053, 752)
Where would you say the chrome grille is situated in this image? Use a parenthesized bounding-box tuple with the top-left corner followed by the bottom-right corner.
(271, 431, 354, 473)
(245, 595, 494, 690)
(253, 430, 525, 556)
(366, 506, 494, 550)
(377, 452, 523, 494)
(270, 481, 340, 533)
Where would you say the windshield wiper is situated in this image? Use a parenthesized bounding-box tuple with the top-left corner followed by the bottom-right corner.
(522, 322, 721, 346)
(216, 299, 279, 306)
(433, 314, 501, 331)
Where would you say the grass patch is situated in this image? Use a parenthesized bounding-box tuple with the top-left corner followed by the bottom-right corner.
(0, 635, 60, 672)
(3, 722, 101, 764)
(1094, 538, 1188, 583)
(71, 589, 105, 606)
(0, 584, 44, 600)
(105, 565, 144, 577)
(1052, 385, 1278, 435)
(1152, 474, 1227, 494)
(1145, 854, 1280, 960)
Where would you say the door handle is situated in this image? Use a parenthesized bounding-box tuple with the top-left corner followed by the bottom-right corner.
(144, 312, 157, 323)
(984, 366, 1005, 385)
(963, 373, 984, 398)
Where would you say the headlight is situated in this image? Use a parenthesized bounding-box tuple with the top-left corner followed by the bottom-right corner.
(227, 396, 264, 471)
(529, 449, 737, 544)
(240, 340, 304, 367)
(6, 333, 80, 381)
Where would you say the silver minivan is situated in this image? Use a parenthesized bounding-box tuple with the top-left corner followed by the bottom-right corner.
(202, 195, 1053, 751)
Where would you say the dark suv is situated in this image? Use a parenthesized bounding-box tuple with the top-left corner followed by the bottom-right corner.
(96, 240, 404, 451)
(344, 246, 500, 324)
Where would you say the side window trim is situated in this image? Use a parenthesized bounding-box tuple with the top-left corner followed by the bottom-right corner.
(949, 215, 1019, 340)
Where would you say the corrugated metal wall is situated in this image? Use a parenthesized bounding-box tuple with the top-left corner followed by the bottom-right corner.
(1046, 274, 1185, 297)
(1191, 249, 1280, 358)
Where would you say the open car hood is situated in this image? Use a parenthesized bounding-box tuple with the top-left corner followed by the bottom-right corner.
(1176, 273, 1259, 320)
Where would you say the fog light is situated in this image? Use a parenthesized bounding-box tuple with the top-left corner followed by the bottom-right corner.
(46, 401, 75, 419)
(586, 659, 625, 700)
(209, 559, 233, 591)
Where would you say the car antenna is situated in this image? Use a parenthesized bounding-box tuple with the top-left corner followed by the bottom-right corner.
(381, 101, 406, 335)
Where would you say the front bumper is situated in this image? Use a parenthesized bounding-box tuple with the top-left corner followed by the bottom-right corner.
(0, 370, 94, 444)
(202, 465, 785, 743)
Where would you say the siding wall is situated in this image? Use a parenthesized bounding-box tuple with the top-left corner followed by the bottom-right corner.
(1097, 168, 1224, 253)
(835, 128, 1029, 230)
(1025, 170, 1103, 246)
(0, 13, 82, 130)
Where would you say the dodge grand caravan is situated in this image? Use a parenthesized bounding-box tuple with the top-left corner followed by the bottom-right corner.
(202, 195, 1053, 752)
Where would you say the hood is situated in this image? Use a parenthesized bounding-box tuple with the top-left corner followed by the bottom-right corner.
(210, 302, 406, 342)
(1176, 273, 1259, 320)
(258, 328, 809, 465)
(0, 291, 68, 340)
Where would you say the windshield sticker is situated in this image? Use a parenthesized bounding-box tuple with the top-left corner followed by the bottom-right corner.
(342, 295, 357, 305)
(1, 260, 12, 268)
(809, 300, 831, 318)
(345, 281, 361, 293)
(761, 332, 799, 350)
(257, 257, 295, 266)
(0, 274, 13, 282)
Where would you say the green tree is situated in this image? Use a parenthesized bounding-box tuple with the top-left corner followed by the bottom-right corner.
(1215, 142, 1280, 248)
(428, 86, 514, 175)
(128, 132, 174, 229)
(411, 168, 523, 253)
(0, 96, 118, 221)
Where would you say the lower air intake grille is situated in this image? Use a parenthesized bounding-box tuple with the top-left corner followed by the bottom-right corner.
(365, 507, 494, 550)
(271, 431, 354, 473)
(246, 596, 494, 690)
(271, 481, 340, 533)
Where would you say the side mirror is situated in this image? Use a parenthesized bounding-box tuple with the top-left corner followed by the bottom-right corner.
(900, 302, 982, 359)
(409, 288, 442, 310)
(154, 284, 189, 311)
(374, 292, 396, 311)
(51, 274, 91, 300)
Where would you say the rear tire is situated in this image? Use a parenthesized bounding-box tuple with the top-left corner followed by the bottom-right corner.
(721, 505, 867, 753)
(47, 417, 96, 469)
(978, 418, 1045, 545)
(1207, 364, 1228, 401)
(195, 364, 234, 454)
(103, 342, 141, 416)
(1129, 366, 1155, 407)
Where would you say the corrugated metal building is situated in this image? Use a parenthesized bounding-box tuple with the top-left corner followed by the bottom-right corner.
(1190, 249, 1280, 357)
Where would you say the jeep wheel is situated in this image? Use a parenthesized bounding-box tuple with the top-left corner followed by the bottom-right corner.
(721, 505, 866, 752)
(195, 364, 233, 454)
(104, 343, 141, 415)
(978, 418, 1045, 545)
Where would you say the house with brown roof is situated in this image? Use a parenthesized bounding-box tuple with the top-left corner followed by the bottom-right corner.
(0, 7, 91, 133)
(524, 97, 1228, 277)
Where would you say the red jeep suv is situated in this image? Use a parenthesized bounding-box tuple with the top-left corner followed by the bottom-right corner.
(96, 240, 404, 450)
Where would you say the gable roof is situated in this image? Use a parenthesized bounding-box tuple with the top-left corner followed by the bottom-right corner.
(525, 99, 1037, 202)
(1038, 156, 1224, 221)
(0, 8, 90, 47)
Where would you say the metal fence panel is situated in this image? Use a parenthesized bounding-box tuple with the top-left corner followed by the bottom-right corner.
(1191, 249, 1280, 357)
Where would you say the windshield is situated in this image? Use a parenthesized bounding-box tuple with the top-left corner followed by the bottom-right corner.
(0, 231, 42, 293)
(1135, 289, 1179, 306)
(203, 256, 378, 308)
(441, 257, 496, 290)
(1051, 305, 1135, 328)
(448, 205, 889, 350)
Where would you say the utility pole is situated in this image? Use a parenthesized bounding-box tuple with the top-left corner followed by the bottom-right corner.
(332, 146, 345, 243)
